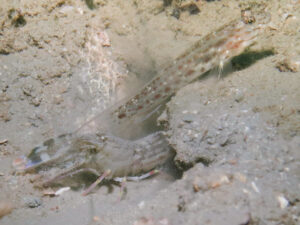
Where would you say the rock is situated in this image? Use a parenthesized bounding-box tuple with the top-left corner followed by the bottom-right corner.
(24, 196, 42, 208)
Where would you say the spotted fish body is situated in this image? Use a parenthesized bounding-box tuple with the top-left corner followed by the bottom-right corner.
(14, 16, 267, 187)
(78, 18, 265, 137)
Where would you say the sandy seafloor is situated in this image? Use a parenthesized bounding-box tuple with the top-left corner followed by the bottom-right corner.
(0, 0, 299, 224)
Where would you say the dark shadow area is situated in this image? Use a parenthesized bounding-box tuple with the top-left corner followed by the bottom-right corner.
(196, 49, 274, 81)
(231, 49, 274, 71)
(175, 156, 212, 171)
(8, 9, 27, 27)
(85, 0, 96, 10)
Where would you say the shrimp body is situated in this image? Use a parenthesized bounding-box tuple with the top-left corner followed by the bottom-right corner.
(14, 132, 172, 188)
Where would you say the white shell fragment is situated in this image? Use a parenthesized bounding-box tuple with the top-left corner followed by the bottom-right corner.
(55, 187, 71, 196)
(277, 194, 289, 209)
(251, 181, 260, 193)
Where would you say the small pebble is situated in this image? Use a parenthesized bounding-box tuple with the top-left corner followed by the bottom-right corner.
(206, 137, 215, 145)
(235, 89, 244, 102)
(219, 136, 230, 146)
(277, 194, 289, 209)
(182, 114, 195, 123)
(24, 196, 42, 208)
(0, 139, 8, 144)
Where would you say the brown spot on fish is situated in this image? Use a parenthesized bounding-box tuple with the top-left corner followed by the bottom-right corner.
(234, 27, 242, 32)
(118, 113, 126, 119)
(154, 94, 161, 99)
(141, 90, 148, 96)
(210, 51, 217, 58)
(134, 95, 140, 100)
(185, 69, 195, 77)
(215, 38, 227, 48)
(202, 54, 212, 63)
(175, 79, 181, 84)
(193, 54, 200, 61)
(165, 87, 171, 92)
(178, 51, 189, 60)
(204, 34, 211, 41)
(227, 39, 244, 50)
